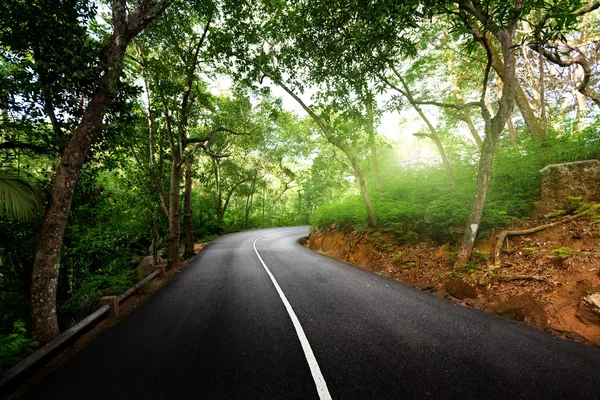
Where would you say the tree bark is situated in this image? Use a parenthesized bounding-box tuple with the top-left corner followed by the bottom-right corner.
(161, 18, 211, 265)
(454, 129, 498, 267)
(487, 35, 547, 140)
(214, 159, 224, 224)
(183, 159, 194, 258)
(31, 89, 112, 343)
(261, 181, 266, 229)
(455, 27, 518, 268)
(495, 75, 518, 150)
(459, 111, 484, 150)
(30, 0, 174, 344)
(167, 153, 182, 267)
(245, 172, 257, 225)
(341, 151, 377, 228)
(365, 99, 383, 192)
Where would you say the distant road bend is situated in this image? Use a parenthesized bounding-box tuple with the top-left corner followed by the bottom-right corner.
(23, 227, 600, 399)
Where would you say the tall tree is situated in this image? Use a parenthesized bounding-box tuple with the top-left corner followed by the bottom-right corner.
(13, 0, 175, 344)
(132, 2, 215, 267)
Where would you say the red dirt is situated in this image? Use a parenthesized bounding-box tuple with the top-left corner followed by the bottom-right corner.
(308, 215, 600, 347)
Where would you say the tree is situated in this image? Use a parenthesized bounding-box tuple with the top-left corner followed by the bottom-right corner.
(16, 0, 175, 344)
(447, 0, 594, 267)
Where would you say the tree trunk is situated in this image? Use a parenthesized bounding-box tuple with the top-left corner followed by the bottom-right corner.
(30, 90, 112, 343)
(507, 118, 518, 150)
(167, 154, 182, 267)
(576, 91, 587, 132)
(261, 181, 266, 229)
(29, 0, 174, 345)
(488, 36, 546, 140)
(495, 75, 518, 150)
(245, 172, 257, 225)
(214, 159, 224, 224)
(347, 152, 378, 228)
(183, 160, 194, 258)
(455, 29, 518, 268)
(365, 100, 383, 192)
(458, 111, 483, 150)
(454, 129, 499, 267)
(220, 183, 242, 224)
(538, 44, 547, 133)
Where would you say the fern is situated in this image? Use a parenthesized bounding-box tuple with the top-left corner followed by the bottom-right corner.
(0, 170, 41, 221)
(0, 320, 38, 373)
(63, 278, 103, 311)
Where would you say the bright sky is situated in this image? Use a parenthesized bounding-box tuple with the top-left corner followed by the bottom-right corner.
(209, 75, 441, 166)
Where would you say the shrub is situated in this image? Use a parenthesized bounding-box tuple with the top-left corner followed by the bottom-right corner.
(0, 320, 38, 374)
(310, 128, 600, 244)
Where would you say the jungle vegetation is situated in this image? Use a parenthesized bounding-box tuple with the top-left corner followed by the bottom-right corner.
(1, 0, 599, 370)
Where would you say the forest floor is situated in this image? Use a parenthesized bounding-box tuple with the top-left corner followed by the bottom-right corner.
(307, 213, 600, 347)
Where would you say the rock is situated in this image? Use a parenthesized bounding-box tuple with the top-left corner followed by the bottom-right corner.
(136, 255, 156, 280)
(298, 236, 308, 246)
(577, 292, 600, 326)
(536, 160, 600, 215)
(465, 297, 486, 309)
(446, 278, 477, 300)
(493, 293, 548, 329)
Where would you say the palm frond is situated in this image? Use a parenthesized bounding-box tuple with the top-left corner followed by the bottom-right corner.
(0, 170, 41, 221)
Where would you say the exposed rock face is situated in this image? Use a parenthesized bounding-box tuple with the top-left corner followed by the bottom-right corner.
(577, 292, 600, 326)
(446, 278, 477, 299)
(137, 255, 156, 280)
(494, 293, 548, 329)
(536, 160, 600, 215)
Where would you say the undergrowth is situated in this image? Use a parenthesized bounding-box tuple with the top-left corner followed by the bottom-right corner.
(311, 128, 600, 243)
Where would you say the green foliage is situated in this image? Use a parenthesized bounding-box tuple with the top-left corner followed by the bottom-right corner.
(551, 247, 576, 259)
(0, 320, 38, 373)
(312, 127, 600, 243)
(310, 196, 367, 228)
(0, 0, 598, 354)
(0, 170, 41, 221)
(471, 249, 489, 263)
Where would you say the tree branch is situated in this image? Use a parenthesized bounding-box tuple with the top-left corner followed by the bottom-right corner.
(532, 43, 600, 107)
(0, 141, 47, 153)
(125, 0, 176, 42)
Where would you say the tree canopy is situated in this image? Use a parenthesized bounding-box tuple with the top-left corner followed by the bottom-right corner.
(1, 0, 599, 365)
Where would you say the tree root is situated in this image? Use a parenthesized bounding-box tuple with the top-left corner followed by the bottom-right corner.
(493, 203, 600, 266)
(497, 275, 548, 283)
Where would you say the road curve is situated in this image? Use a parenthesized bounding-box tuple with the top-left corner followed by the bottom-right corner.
(21, 227, 600, 399)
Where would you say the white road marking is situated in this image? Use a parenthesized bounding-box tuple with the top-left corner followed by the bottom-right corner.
(253, 235, 333, 400)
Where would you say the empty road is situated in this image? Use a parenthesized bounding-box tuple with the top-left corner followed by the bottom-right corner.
(21, 227, 600, 399)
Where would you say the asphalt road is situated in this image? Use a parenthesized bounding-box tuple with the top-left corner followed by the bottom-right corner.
(21, 227, 600, 399)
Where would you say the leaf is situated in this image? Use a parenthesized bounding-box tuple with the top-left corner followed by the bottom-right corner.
(0, 170, 42, 221)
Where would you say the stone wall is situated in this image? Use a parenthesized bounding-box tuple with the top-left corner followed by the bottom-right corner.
(536, 160, 600, 215)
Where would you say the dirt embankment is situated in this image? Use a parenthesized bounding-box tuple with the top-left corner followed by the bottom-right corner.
(308, 215, 600, 347)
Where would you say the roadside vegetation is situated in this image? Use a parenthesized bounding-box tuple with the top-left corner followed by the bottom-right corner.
(311, 127, 600, 241)
(1, 0, 599, 372)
